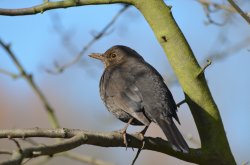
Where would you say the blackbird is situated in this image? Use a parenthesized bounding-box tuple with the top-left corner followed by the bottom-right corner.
(89, 45, 189, 153)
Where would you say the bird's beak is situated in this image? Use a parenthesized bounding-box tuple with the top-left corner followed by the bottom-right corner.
(89, 53, 104, 61)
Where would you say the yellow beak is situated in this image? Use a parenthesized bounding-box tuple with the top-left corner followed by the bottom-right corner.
(89, 53, 104, 61)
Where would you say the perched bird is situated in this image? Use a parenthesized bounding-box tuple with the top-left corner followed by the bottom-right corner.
(89, 45, 189, 153)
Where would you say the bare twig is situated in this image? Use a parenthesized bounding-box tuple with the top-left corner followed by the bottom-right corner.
(197, 0, 236, 13)
(46, 4, 130, 74)
(166, 37, 250, 87)
(131, 126, 148, 165)
(0, 150, 12, 155)
(227, 0, 250, 25)
(197, 0, 250, 26)
(0, 128, 201, 164)
(203, 9, 226, 26)
(176, 99, 186, 108)
(1, 134, 88, 165)
(8, 138, 22, 153)
(197, 59, 212, 77)
(204, 37, 250, 63)
(21, 158, 33, 165)
(0, 0, 130, 16)
(131, 148, 142, 165)
(0, 68, 21, 79)
(62, 152, 115, 165)
(0, 39, 60, 129)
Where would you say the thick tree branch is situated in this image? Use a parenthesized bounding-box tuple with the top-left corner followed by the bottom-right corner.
(0, 128, 202, 164)
(133, 0, 236, 164)
(0, 0, 131, 16)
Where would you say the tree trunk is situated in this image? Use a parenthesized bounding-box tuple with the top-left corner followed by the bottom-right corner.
(132, 0, 236, 164)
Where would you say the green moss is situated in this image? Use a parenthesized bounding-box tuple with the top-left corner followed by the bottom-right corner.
(134, 0, 236, 164)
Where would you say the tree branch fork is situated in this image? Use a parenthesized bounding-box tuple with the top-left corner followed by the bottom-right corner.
(0, 128, 201, 164)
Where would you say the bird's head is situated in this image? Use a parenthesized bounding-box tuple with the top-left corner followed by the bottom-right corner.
(89, 45, 143, 68)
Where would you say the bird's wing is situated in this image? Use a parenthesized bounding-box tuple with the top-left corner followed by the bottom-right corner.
(118, 84, 150, 125)
(132, 62, 180, 124)
(103, 68, 150, 126)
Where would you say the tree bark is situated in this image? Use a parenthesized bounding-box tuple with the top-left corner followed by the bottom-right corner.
(133, 0, 236, 164)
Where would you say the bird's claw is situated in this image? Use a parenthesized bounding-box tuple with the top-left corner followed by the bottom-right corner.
(121, 129, 129, 150)
(137, 126, 148, 141)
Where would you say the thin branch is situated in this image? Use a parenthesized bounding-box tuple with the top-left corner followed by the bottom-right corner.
(202, 4, 227, 26)
(0, 128, 202, 164)
(21, 158, 33, 165)
(8, 138, 22, 153)
(0, 150, 12, 155)
(204, 37, 250, 63)
(0, 39, 60, 129)
(46, 4, 130, 74)
(0, 0, 131, 16)
(131, 126, 148, 165)
(131, 148, 142, 165)
(197, 59, 212, 77)
(227, 0, 250, 25)
(21, 137, 111, 165)
(61, 152, 115, 165)
(2, 134, 87, 165)
(176, 99, 186, 108)
(0, 68, 21, 79)
(197, 0, 236, 13)
(165, 36, 250, 87)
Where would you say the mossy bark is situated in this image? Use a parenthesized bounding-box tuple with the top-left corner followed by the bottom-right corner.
(133, 0, 236, 164)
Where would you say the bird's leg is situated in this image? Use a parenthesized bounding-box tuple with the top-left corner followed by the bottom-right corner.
(120, 118, 134, 149)
(138, 126, 149, 140)
(131, 126, 149, 165)
(137, 126, 149, 151)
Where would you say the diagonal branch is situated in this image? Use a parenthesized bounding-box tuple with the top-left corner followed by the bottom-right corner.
(197, 0, 236, 13)
(0, 68, 21, 79)
(227, 0, 250, 25)
(0, 128, 202, 164)
(46, 4, 130, 74)
(0, 39, 60, 129)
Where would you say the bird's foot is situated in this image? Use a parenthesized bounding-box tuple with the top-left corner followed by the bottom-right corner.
(137, 126, 149, 141)
(120, 128, 129, 150)
(114, 128, 129, 149)
(114, 118, 134, 150)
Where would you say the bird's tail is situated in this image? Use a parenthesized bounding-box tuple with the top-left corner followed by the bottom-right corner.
(156, 117, 189, 153)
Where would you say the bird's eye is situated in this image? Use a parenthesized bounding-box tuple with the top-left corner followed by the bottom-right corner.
(111, 53, 116, 58)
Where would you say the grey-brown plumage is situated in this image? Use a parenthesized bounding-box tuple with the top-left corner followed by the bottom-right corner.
(89, 45, 189, 153)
